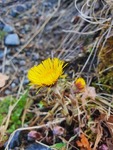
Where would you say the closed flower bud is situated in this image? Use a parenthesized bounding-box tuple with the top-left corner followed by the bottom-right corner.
(75, 77, 86, 90)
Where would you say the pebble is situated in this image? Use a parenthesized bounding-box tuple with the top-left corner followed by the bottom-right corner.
(16, 5, 26, 12)
(19, 60, 26, 66)
(26, 3, 32, 10)
(23, 78, 29, 85)
(3, 24, 14, 33)
(43, 2, 53, 9)
(12, 59, 19, 64)
(5, 89, 11, 95)
(26, 51, 31, 57)
(13, 78, 19, 85)
(11, 82, 16, 88)
(24, 24, 31, 32)
(32, 53, 40, 61)
(4, 33, 20, 46)
(10, 9, 19, 17)
(20, 67, 27, 74)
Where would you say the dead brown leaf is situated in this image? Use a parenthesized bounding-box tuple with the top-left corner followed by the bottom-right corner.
(0, 73, 9, 88)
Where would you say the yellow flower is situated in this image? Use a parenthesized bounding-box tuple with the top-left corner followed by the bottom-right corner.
(75, 77, 86, 90)
(28, 58, 65, 87)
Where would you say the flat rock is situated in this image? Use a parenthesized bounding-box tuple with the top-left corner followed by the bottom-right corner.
(4, 33, 20, 46)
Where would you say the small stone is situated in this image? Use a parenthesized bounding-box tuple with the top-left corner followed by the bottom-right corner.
(19, 60, 26, 66)
(3, 24, 14, 33)
(32, 53, 40, 61)
(15, 22, 21, 27)
(13, 78, 19, 84)
(16, 5, 26, 12)
(26, 51, 31, 56)
(43, 2, 52, 9)
(10, 9, 19, 17)
(20, 67, 27, 74)
(5, 90, 11, 95)
(23, 78, 29, 85)
(24, 24, 31, 32)
(20, 38, 25, 44)
(12, 59, 18, 64)
(11, 82, 16, 88)
(4, 33, 20, 46)
(26, 3, 32, 10)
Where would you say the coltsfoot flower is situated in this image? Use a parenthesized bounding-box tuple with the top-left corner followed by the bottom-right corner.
(75, 77, 86, 90)
(28, 58, 65, 87)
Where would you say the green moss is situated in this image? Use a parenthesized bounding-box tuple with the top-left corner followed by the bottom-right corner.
(98, 37, 113, 92)
(0, 30, 7, 40)
(0, 97, 11, 125)
(0, 91, 33, 133)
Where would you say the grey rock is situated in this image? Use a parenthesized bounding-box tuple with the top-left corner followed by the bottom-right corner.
(3, 24, 14, 33)
(5, 90, 11, 95)
(12, 59, 19, 64)
(19, 60, 26, 66)
(32, 53, 40, 61)
(26, 3, 32, 10)
(10, 9, 19, 17)
(11, 82, 16, 88)
(24, 24, 31, 32)
(23, 78, 29, 85)
(13, 78, 19, 84)
(26, 51, 31, 56)
(16, 5, 26, 12)
(20, 67, 27, 74)
(4, 33, 20, 46)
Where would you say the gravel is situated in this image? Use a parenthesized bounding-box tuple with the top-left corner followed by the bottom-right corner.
(0, 0, 77, 97)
